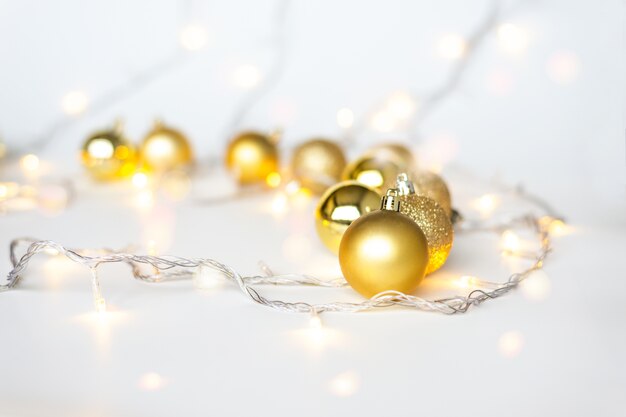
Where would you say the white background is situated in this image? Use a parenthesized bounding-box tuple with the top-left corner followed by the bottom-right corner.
(0, 0, 625, 416)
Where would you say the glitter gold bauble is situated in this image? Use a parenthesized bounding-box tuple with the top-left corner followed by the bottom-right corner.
(339, 189, 429, 298)
(396, 174, 453, 274)
(140, 120, 194, 172)
(342, 154, 402, 192)
(412, 170, 452, 217)
(225, 131, 279, 184)
(81, 124, 136, 180)
(315, 181, 381, 254)
(367, 142, 414, 170)
(291, 138, 346, 194)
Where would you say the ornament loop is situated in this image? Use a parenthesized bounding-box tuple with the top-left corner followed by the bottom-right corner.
(380, 188, 401, 211)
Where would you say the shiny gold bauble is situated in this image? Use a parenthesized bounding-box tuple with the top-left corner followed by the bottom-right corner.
(315, 181, 381, 254)
(367, 143, 414, 170)
(291, 138, 346, 194)
(140, 120, 193, 172)
(413, 170, 452, 217)
(225, 131, 279, 184)
(339, 209, 429, 298)
(342, 155, 402, 192)
(399, 194, 453, 274)
(81, 125, 136, 180)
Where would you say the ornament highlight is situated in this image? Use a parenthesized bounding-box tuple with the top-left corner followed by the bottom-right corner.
(81, 123, 136, 180)
(291, 138, 346, 194)
(339, 189, 429, 298)
(413, 170, 452, 217)
(225, 131, 279, 184)
(315, 181, 381, 254)
(139, 120, 194, 172)
(367, 143, 414, 170)
(396, 173, 453, 274)
(342, 154, 401, 191)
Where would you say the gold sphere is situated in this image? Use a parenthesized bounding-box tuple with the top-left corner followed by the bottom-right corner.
(315, 181, 381, 254)
(413, 170, 452, 217)
(81, 124, 136, 180)
(225, 131, 279, 184)
(342, 154, 401, 192)
(339, 209, 429, 298)
(291, 138, 346, 194)
(140, 120, 193, 172)
(399, 194, 453, 274)
(367, 142, 414, 169)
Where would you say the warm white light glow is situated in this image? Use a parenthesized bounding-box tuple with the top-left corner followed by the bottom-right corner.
(501, 230, 520, 253)
(356, 170, 384, 188)
(232, 65, 261, 89)
(309, 313, 322, 330)
(132, 172, 149, 188)
(497, 23, 529, 55)
(193, 264, 227, 291)
(498, 331, 524, 358)
(329, 371, 360, 397)
(336, 107, 354, 129)
(138, 372, 167, 391)
(472, 194, 500, 217)
(271, 192, 288, 216)
(179, 24, 208, 51)
(371, 111, 395, 132)
(547, 51, 580, 84)
(520, 270, 551, 301)
(458, 275, 476, 289)
(285, 180, 301, 195)
(20, 154, 40, 172)
(62, 91, 89, 115)
(134, 190, 154, 210)
(437, 33, 467, 60)
(386, 91, 416, 120)
(95, 296, 107, 314)
(87, 139, 115, 159)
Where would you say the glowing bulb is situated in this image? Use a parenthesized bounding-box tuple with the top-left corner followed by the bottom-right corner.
(138, 372, 167, 391)
(501, 230, 520, 253)
(61, 91, 88, 115)
(371, 111, 395, 132)
(329, 371, 359, 397)
(437, 33, 467, 60)
(95, 297, 107, 314)
(87, 139, 115, 159)
(497, 23, 529, 55)
(285, 180, 301, 195)
(232, 65, 261, 89)
(458, 275, 476, 288)
(20, 154, 40, 172)
(336, 107, 354, 129)
(498, 331, 524, 358)
(179, 24, 208, 51)
(265, 172, 281, 188)
(386, 91, 416, 120)
(309, 313, 322, 330)
(132, 172, 149, 188)
(473, 194, 500, 217)
(547, 51, 580, 84)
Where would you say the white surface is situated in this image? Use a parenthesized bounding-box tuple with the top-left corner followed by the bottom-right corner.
(1, 0, 625, 416)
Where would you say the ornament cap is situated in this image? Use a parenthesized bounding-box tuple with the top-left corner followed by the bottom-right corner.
(396, 172, 415, 196)
(381, 188, 401, 212)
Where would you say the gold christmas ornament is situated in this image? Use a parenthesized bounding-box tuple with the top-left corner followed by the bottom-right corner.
(342, 154, 401, 192)
(81, 123, 136, 180)
(291, 138, 346, 194)
(315, 181, 381, 254)
(396, 173, 453, 274)
(339, 189, 429, 298)
(412, 170, 452, 217)
(140, 120, 194, 172)
(367, 142, 414, 170)
(225, 131, 279, 184)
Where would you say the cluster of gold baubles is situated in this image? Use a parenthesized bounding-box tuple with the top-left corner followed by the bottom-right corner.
(223, 131, 455, 298)
(81, 120, 194, 180)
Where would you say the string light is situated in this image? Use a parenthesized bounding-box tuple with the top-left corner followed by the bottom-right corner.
(437, 33, 467, 60)
(232, 65, 261, 89)
(501, 230, 520, 253)
(132, 172, 149, 189)
(336, 108, 354, 129)
(20, 154, 40, 173)
(472, 193, 500, 217)
(61, 91, 89, 115)
(519, 270, 551, 301)
(496, 23, 529, 55)
(179, 24, 208, 51)
(385, 91, 417, 120)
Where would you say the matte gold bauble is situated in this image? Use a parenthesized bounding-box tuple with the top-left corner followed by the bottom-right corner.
(367, 143, 414, 170)
(140, 120, 193, 172)
(291, 138, 346, 194)
(81, 124, 136, 180)
(315, 181, 381, 254)
(342, 154, 401, 192)
(339, 190, 429, 298)
(396, 174, 453, 274)
(225, 131, 279, 184)
(413, 170, 452, 217)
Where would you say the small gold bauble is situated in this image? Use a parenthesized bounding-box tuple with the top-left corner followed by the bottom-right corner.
(315, 181, 381, 254)
(291, 138, 346, 194)
(342, 155, 401, 192)
(140, 120, 194, 172)
(225, 131, 279, 184)
(412, 170, 452, 217)
(81, 124, 136, 180)
(339, 190, 429, 298)
(367, 143, 414, 170)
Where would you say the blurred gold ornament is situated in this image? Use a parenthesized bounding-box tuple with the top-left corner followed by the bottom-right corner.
(291, 138, 346, 194)
(412, 170, 452, 217)
(315, 181, 380, 254)
(342, 154, 401, 191)
(367, 143, 414, 169)
(225, 131, 279, 184)
(81, 123, 136, 180)
(140, 120, 194, 172)
(396, 173, 453, 274)
(339, 189, 429, 298)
